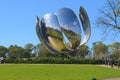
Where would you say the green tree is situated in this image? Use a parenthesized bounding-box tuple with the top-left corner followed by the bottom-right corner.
(0, 45, 8, 58)
(117, 1, 120, 15)
(24, 43, 34, 52)
(92, 42, 108, 59)
(8, 45, 25, 59)
(108, 42, 120, 51)
(77, 45, 89, 58)
(24, 43, 34, 58)
(108, 42, 120, 59)
(96, 0, 120, 39)
(33, 43, 43, 57)
(39, 45, 56, 57)
(112, 49, 120, 59)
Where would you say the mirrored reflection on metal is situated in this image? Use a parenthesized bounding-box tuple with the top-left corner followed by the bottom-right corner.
(79, 6, 91, 46)
(56, 8, 81, 50)
(36, 6, 91, 54)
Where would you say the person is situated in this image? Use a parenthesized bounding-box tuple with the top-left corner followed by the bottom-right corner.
(0, 59, 1, 64)
(111, 60, 114, 68)
(118, 60, 120, 69)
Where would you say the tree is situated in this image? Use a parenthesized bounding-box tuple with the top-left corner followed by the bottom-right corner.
(108, 42, 120, 51)
(33, 43, 43, 57)
(92, 42, 108, 59)
(117, 1, 120, 14)
(0, 45, 8, 58)
(112, 49, 120, 59)
(96, 0, 120, 39)
(108, 42, 120, 59)
(8, 45, 25, 59)
(24, 43, 34, 58)
(77, 45, 89, 58)
(39, 45, 56, 57)
(24, 43, 34, 53)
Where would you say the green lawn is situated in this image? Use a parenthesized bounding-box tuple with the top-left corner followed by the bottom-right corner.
(0, 64, 120, 80)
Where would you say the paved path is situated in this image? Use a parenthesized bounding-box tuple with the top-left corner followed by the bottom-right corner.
(103, 78, 120, 80)
(98, 65, 120, 70)
(99, 65, 120, 80)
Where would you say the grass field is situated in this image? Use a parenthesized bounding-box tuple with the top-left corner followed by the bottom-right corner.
(0, 64, 120, 80)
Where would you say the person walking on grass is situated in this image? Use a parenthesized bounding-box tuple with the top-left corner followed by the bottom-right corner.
(118, 60, 120, 69)
(111, 60, 114, 68)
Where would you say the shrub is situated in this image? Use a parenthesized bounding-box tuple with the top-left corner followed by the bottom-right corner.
(2, 57, 105, 64)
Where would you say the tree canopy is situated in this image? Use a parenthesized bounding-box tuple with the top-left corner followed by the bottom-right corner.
(96, 0, 120, 39)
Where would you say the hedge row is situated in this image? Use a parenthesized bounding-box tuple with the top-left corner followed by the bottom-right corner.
(2, 57, 106, 64)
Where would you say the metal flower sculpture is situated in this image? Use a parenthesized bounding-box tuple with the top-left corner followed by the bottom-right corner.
(36, 6, 91, 54)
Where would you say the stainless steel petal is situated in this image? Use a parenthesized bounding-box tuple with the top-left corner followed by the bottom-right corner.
(36, 7, 91, 55)
(36, 16, 60, 54)
(40, 14, 67, 53)
(56, 8, 81, 50)
(79, 6, 91, 46)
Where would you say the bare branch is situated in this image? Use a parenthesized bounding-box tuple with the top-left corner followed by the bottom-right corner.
(100, 10, 115, 22)
(96, 0, 120, 40)
(97, 17, 115, 27)
(107, 0, 119, 28)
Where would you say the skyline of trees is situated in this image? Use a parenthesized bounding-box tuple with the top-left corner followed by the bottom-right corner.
(0, 0, 120, 62)
(0, 41, 120, 61)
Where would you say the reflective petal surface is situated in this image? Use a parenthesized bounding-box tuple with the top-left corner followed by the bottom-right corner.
(40, 14, 67, 53)
(36, 16, 62, 54)
(56, 8, 81, 50)
(36, 7, 91, 54)
(79, 7, 91, 46)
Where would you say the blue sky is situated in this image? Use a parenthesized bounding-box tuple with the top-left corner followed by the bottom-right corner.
(0, 0, 118, 48)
